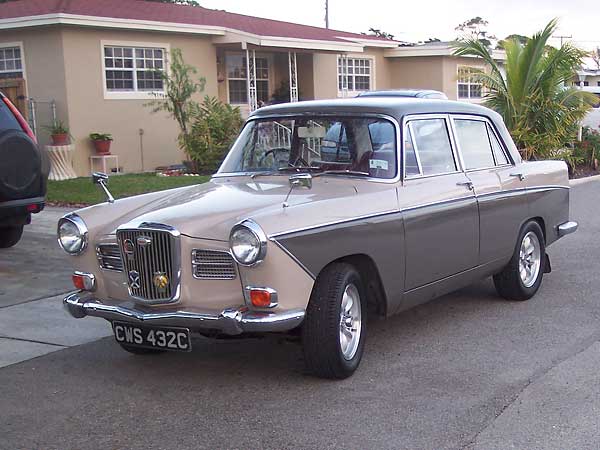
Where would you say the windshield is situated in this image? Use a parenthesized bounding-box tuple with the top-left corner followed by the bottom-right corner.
(218, 116, 398, 179)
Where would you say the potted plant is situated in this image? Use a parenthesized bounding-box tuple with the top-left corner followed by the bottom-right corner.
(46, 121, 70, 146)
(89, 133, 113, 155)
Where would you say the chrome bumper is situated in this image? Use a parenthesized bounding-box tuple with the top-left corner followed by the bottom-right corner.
(558, 221, 578, 237)
(63, 292, 305, 335)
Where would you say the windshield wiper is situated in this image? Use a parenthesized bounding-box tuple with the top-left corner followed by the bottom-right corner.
(313, 169, 371, 177)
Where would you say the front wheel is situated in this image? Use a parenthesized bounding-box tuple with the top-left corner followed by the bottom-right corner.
(0, 225, 23, 248)
(494, 221, 546, 301)
(301, 263, 366, 379)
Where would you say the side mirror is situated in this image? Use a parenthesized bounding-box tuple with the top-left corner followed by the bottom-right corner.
(91, 172, 114, 203)
(92, 172, 109, 185)
(289, 173, 312, 189)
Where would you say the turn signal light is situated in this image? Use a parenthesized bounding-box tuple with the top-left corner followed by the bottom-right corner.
(72, 272, 96, 291)
(248, 287, 277, 308)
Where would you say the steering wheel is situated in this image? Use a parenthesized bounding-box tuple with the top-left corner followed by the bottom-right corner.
(289, 155, 309, 168)
(258, 147, 290, 167)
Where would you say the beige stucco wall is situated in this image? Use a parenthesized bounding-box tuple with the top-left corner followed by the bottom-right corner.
(388, 56, 446, 94)
(0, 26, 69, 145)
(59, 27, 218, 175)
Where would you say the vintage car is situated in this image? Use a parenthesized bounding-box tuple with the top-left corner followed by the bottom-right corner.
(59, 97, 578, 379)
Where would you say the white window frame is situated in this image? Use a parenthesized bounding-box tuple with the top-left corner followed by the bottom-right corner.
(225, 52, 271, 105)
(0, 41, 26, 80)
(101, 40, 170, 100)
(337, 55, 375, 97)
(457, 66, 484, 102)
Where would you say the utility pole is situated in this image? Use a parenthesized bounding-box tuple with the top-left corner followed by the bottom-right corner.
(553, 34, 572, 46)
(325, 0, 329, 29)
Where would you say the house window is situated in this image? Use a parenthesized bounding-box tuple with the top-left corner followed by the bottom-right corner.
(338, 57, 372, 93)
(583, 81, 590, 86)
(0, 46, 23, 79)
(226, 54, 269, 104)
(457, 66, 483, 99)
(104, 46, 165, 92)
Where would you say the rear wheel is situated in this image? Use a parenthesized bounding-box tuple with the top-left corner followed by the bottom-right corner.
(494, 221, 545, 301)
(119, 344, 165, 355)
(0, 225, 23, 248)
(301, 263, 366, 379)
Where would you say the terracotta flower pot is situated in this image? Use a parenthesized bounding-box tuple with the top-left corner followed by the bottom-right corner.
(51, 133, 70, 146)
(93, 139, 112, 155)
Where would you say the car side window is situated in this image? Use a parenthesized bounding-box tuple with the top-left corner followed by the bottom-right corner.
(454, 119, 495, 170)
(487, 124, 509, 165)
(409, 118, 457, 176)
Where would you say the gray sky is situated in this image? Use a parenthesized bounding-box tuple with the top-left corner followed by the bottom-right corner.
(201, 0, 599, 49)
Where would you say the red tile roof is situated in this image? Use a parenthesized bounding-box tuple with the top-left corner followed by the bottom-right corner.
(0, 0, 396, 44)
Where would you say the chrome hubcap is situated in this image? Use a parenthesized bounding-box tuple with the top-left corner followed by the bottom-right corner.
(519, 231, 541, 288)
(339, 283, 362, 360)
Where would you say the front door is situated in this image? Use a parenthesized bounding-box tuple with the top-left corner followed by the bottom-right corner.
(0, 78, 27, 116)
(400, 115, 479, 291)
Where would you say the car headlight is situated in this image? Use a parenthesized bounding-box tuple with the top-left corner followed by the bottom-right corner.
(229, 219, 267, 266)
(57, 213, 88, 255)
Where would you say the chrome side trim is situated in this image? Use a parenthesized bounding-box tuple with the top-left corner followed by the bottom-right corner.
(558, 221, 578, 237)
(63, 292, 305, 335)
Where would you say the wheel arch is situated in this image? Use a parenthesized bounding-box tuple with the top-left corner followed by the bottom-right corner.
(314, 253, 389, 317)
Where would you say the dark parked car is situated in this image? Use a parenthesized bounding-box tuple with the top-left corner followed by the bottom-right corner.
(0, 91, 49, 248)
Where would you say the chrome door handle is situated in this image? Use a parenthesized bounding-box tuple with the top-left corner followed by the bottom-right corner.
(510, 173, 526, 181)
(457, 181, 474, 191)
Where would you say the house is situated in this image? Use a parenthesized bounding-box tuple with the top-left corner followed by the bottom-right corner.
(574, 67, 600, 129)
(0, 0, 504, 176)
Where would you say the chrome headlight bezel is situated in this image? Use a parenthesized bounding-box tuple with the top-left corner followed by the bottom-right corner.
(229, 219, 267, 266)
(57, 213, 88, 255)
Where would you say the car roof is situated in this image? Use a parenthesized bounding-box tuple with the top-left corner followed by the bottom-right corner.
(252, 97, 495, 121)
(358, 89, 448, 99)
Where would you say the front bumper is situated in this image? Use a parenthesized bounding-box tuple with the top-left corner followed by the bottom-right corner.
(558, 221, 578, 237)
(63, 292, 305, 335)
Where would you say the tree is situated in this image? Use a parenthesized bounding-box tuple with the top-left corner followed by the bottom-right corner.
(453, 19, 597, 161)
(496, 34, 529, 49)
(455, 17, 496, 48)
(144, 0, 201, 6)
(364, 28, 395, 40)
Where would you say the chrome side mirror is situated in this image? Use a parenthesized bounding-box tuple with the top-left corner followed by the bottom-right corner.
(289, 173, 312, 189)
(91, 172, 114, 204)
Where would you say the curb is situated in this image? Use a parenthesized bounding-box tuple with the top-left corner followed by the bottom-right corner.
(570, 174, 600, 186)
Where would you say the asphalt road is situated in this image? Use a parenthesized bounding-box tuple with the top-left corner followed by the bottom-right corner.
(1, 180, 599, 450)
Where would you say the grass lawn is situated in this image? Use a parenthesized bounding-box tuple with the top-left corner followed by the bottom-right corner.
(47, 173, 211, 206)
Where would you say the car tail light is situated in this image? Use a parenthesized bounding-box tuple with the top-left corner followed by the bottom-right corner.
(2, 96, 36, 143)
(247, 287, 278, 308)
(72, 272, 96, 291)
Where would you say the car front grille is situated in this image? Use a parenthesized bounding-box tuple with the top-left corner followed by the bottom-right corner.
(192, 249, 237, 280)
(96, 243, 123, 272)
(117, 227, 180, 303)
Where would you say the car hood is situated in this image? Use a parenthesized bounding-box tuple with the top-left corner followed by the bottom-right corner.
(80, 176, 362, 241)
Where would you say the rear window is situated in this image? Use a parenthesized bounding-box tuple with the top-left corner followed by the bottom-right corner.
(0, 99, 21, 131)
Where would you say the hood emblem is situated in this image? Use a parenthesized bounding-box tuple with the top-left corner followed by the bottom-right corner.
(137, 236, 152, 247)
(153, 272, 169, 290)
(128, 270, 141, 289)
(123, 239, 135, 256)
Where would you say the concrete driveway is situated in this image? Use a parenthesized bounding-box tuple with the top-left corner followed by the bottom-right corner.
(1, 181, 599, 449)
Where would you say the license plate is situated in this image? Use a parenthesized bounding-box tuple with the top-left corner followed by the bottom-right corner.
(112, 322, 192, 352)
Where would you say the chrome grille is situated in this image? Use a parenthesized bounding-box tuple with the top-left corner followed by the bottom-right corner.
(117, 228, 179, 303)
(192, 249, 237, 280)
(97, 243, 123, 272)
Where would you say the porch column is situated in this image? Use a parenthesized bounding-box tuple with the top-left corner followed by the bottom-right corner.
(288, 51, 298, 102)
(246, 49, 258, 111)
(339, 54, 349, 97)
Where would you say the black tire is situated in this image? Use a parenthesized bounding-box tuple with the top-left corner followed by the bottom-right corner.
(302, 262, 367, 379)
(0, 225, 23, 248)
(494, 221, 546, 301)
(119, 344, 165, 355)
(0, 130, 42, 200)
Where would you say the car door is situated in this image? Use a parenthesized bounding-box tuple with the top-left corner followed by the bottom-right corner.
(400, 115, 479, 291)
(450, 115, 527, 264)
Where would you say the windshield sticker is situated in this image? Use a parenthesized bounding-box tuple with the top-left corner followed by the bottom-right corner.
(369, 159, 389, 170)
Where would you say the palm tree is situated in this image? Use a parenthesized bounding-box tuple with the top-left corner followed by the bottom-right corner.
(453, 19, 596, 160)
